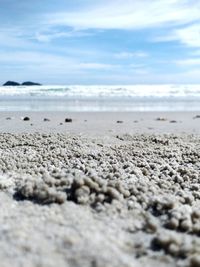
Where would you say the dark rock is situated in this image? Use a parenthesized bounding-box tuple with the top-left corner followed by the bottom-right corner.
(156, 117, 168, 121)
(116, 120, 123, 123)
(193, 115, 200, 119)
(23, 117, 30, 121)
(21, 81, 41, 86)
(3, 81, 20, 86)
(65, 118, 72, 123)
(43, 118, 50, 122)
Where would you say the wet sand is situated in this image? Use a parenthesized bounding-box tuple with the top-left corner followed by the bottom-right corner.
(1, 112, 200, 267)
(1, 111, 200, 135)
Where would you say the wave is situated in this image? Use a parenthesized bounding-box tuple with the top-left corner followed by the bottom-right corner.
(0, 84, 200, 98)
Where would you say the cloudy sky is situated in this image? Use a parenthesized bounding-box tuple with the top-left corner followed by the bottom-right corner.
(0, 0, 200, 84)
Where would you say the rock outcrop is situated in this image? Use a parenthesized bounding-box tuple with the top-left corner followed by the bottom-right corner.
(3, 81, 20, 86)
(21, 81, 41, 86)
(3, 81, 41, 86)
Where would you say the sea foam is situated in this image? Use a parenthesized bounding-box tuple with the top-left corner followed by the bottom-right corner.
(0, 84, 200, 98)
(0, 84, 200, 111)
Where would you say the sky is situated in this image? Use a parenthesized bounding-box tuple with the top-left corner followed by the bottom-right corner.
(0, 0, 200, 84)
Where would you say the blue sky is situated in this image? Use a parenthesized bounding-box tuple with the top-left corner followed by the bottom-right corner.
(0, 0, 200, 84)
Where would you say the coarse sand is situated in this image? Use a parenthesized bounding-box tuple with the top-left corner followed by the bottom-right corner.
(0, 132, 200, 267)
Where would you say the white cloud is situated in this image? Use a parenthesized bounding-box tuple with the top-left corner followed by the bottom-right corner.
(191, 50, 200, 56)
(0, 51, 72, 65)
(175, 58, 200, 66)
(0, 28, 31, 48)
(154, 23, 200, 47)
(1, 0, 200, 84)
(0, 50, 152, 84)
(46, 0, 200, 30)
(1, 0, 200, 52)
(114, 51, 148, 59)
(175, 24, 200, 47)
(35, 30, 92, 42)
(0, 50, 119, 75)
(42, 0, 200, 52)
(78, 63, 118, 70)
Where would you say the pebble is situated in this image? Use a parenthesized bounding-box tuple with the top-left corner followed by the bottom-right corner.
(43, 118, 50, 122)
(193, 115, 200, 119)
(156, 117, 168, 121)
(23, 117, 30, 121)
(65, 118, 72, 123)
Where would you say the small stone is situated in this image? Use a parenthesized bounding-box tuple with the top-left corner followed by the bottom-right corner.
(23, 117, 30, 121)
(65, 118, 72, 123)
(43, 118, 50, 122)
(116, 120, 123, 123)
(156, 117, 167, 121)
(193, 115, 200, 119)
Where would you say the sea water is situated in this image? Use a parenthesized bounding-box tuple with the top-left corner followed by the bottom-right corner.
(0, 84, 200, 111)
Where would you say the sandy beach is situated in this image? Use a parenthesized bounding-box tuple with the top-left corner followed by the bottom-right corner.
(1, 111, 200, 135)
(1, 112, 200, 267)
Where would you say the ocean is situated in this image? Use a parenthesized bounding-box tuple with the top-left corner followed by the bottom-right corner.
(0, 84, 200, 111)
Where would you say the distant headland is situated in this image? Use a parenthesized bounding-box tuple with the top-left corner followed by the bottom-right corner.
(3, 81, 42, 86)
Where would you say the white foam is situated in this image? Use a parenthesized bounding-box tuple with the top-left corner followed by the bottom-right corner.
(0, 84, 200, 98)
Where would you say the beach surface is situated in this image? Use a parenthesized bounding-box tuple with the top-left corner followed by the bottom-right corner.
(1, 112, 200, 267)
(1, 111, 200, 135)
